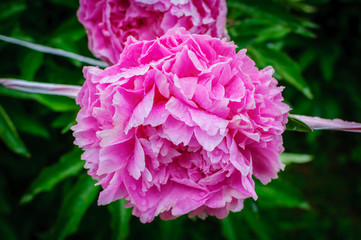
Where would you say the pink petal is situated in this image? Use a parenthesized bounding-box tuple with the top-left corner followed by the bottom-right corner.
(125, 86, 155, 133)
(188, 108, 228, 136)
(194, 127, 224, 151)
(127, 138, 146, 180)
(291, 114, 361, 132)
(143, 103, 169, 127)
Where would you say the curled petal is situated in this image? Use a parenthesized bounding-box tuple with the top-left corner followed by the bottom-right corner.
(291, 114, 361, 132)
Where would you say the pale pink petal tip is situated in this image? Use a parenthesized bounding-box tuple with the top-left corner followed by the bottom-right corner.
(291, 114, 361, 133)
(72, 29, 290, 223)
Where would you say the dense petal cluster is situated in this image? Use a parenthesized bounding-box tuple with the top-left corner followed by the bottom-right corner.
(72, 28, 290, 223)
(77, 0, 228, 64)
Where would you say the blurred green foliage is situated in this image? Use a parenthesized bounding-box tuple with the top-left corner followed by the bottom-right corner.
(0, 0, 360, 239)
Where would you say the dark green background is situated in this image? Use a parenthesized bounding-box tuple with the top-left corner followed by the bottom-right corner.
(0, 0, 360, 239)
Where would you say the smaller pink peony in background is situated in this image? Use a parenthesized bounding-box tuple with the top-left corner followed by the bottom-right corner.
(72, 28, 290, 223)
(77, 0, 228, 65)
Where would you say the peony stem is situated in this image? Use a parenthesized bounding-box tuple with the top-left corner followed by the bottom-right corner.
(0, 34, 107, 67)
(290, 114, 361, 133)
(0, 79, 81, 98)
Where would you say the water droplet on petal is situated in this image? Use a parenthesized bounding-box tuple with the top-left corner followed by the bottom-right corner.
(131, 184, 137, 191)
(139, 191, 146, 197)
(142, 199, 147, 206)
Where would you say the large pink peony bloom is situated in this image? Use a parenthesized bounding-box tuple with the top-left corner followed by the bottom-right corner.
(77, 0, 228, 65)
(72, 28, 290, 223)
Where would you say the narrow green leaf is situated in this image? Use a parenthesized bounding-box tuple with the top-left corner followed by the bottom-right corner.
(222, 202, 270, 240)
(50, 16, 87, 46)
(61, 120, 76, 134)
(20, 148, 84, 204)
(15, 117, 50, 138)
(221, 217, 237, 240)
(0, 86, 79, 112)
(0, 104, 29, 157)
(0, 2, 26, 21)
(227, 0, 315, 37)
(52, 112, 77, 134)
(286, 2, 317, 14)
(298, 47, 317, 71)
(35, 95, 79, 112)
(0, 85, 42, 100)
(52, 112, 75, 128)
(0, 175, 11, 214)
(0, 218, 17, 240)
(254, 25, 290, 43)
(230, 19, 270, 37)
(241, 208, 271, 240)
(256, 180, 310, 210)
(280, 153, 313, 165)
(248, 45, 313, 99)
(230, 19, 291, 43)
(19, 51, 44, 81)
(52, 173, 99, 240)
(0, 193, 11, 215)
(286, 115, 313, 132)
(159, 217, 185, 240)
(9, 106, 50, 138)
(320, 46, 340, 82)
(49, 0, 79, 9)
(108, 199, 132, 240)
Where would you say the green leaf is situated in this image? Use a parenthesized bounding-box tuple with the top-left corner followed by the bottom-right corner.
(0, 175, 11, 214)
(0, 104, 29, 157)
(0, 218, 17, 240)
(286, 115, 313, 132)
(0, 86, 79, 112)
(159, 217, 185, 240)
(0, 2, 26, 21)
(221, 217, 237, 240)
(20, 148, 84, 204)
(284, 1, 317, 14)
(49, 0, 79, 9)
(280, 153, 313, 165)
(51, 173, 99, 240)
(108, 199, 132, 240)
(51, 16, 87, 46)
(256, 179, 310, 210)
(19, 51, 44, 81)
(35, 95, 79, 112)
(14, 116, 50, 138)
(241, 206, 271, 240)
(0, 193, 11, 215)
(8, 105, 50, 138)
(52, 112, 77, 134)
(0, 85, 39, 100)
(222, 202, 270, 240)
(320, 46, 340, 82)
(227, 0, 315, 38)
(298, 47, 317, 71)
(248, 45, 313, 99)
(254, 25, 291, 43)
(230, 19, 291, 44)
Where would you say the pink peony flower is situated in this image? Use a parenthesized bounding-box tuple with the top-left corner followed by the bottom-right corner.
(72, 28, 290, 223)
(77, 0, 228, 65)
